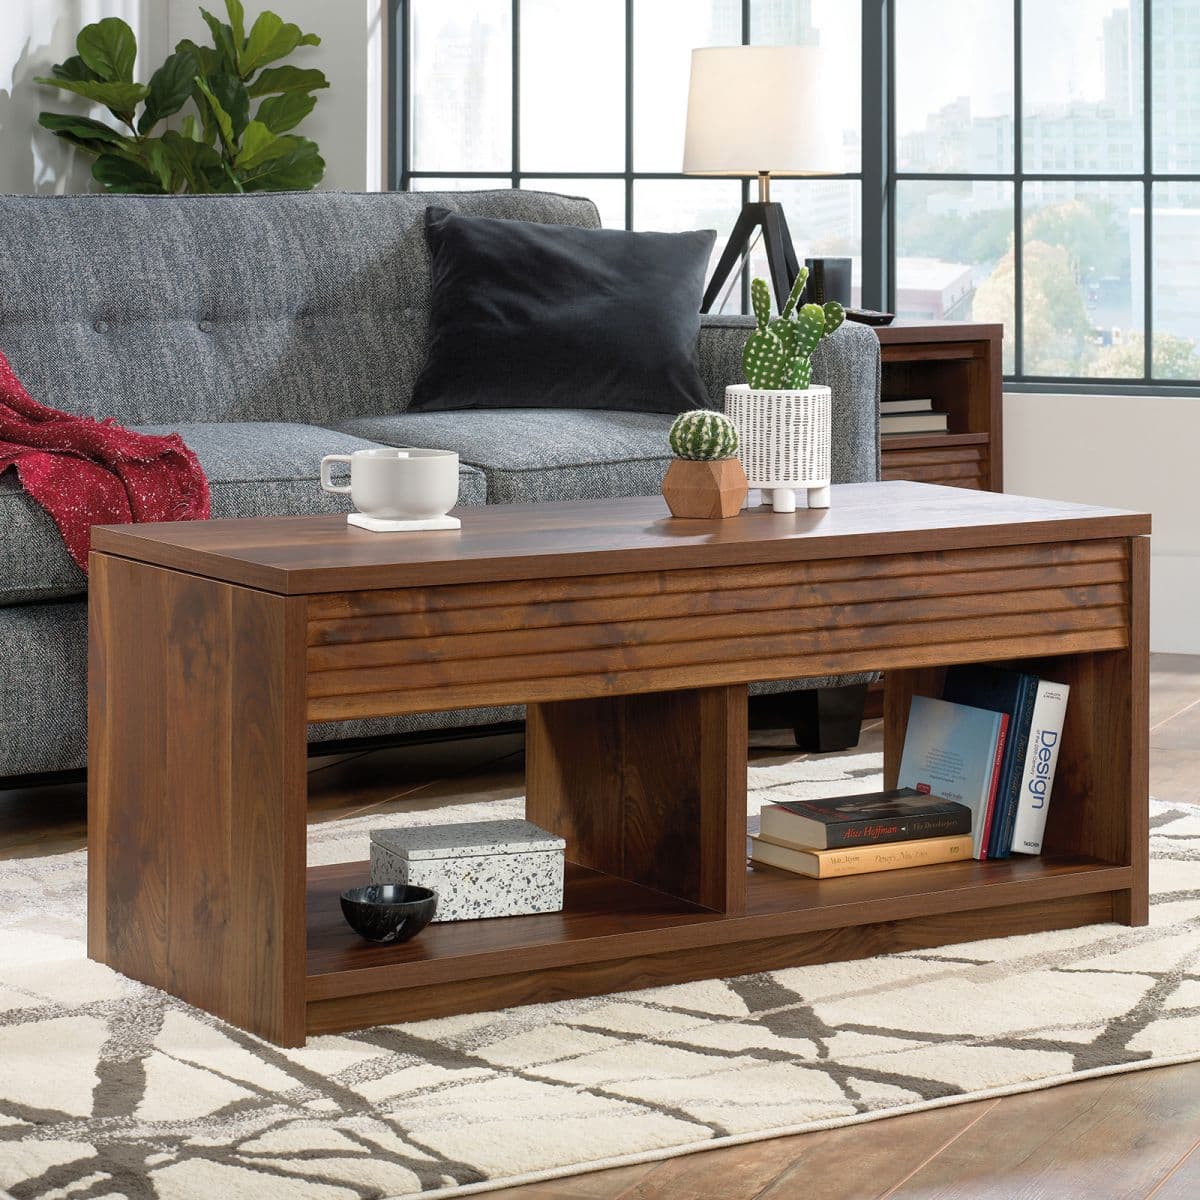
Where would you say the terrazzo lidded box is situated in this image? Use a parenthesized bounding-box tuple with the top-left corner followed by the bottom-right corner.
(368, 818, 565, 921)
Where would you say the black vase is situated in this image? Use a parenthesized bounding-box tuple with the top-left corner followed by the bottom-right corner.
(802, 257, 853, 307)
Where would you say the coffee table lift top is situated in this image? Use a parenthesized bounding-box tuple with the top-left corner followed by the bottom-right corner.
(87, 482, 1151, 1047)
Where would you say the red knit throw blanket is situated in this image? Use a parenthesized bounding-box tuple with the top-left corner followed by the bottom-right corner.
(0, 349, 210, 573)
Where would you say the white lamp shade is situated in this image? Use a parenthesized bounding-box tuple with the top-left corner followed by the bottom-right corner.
(683, 45, 842, 176)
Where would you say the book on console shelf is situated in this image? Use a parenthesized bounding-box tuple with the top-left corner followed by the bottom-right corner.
(943, 666, 1038, 861)
(880, 397, 936, 414)
(759, 788, 972, 850)
(895, 679, 1070, 861)
(749, 788, 974, 879)
(1011, 679, 1070, 854)
(879, 397, 950, 435)
(749, 832, 972, 879)
(897, 695, 1009, 860)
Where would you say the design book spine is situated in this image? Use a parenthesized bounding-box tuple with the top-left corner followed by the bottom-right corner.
(1010, 681, 1070, 854)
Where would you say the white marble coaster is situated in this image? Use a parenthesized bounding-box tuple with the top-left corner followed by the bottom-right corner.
(347, 513, 461, 532)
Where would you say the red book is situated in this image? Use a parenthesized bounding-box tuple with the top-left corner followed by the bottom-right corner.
(976, 714, 1010, 861)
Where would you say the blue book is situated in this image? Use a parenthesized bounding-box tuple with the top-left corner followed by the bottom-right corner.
(943, 666, 1039, 859)
(897, 695, 1008, 861)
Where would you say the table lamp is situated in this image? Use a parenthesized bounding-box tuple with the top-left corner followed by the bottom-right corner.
(683, 45, 840, 312)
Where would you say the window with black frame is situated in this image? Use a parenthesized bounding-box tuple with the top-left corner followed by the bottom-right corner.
(895, 0, 1200, 390)
(391, 0, 1200, 389)
(393, 0, 862, 315)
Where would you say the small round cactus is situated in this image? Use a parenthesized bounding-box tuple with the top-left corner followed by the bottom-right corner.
(669, 410, 740, 460)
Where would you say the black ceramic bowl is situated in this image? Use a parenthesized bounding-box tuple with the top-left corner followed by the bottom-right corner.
(339, 884, 437, 944)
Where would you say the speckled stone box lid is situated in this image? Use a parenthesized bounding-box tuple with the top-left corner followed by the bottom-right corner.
(369, 819, 566, 861)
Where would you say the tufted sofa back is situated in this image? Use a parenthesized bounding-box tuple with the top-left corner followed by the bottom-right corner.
(0, 190, 599, 427)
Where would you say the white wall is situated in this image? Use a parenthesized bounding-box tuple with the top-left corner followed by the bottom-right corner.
(0, 1, 382, 193)
(1005, 393, 1200, 655)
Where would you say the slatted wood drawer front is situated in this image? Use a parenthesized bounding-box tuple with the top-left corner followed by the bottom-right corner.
(304, 539, 1130, 722)
(882, 442, 989, 489)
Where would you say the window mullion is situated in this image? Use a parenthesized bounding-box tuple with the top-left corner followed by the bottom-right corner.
(624, 0, 633, 230)
(1013, 0, 1024, 380)
(1144, 0, 1154, 381)
(512, 0, 521, 189)
(862, 0, 889, 313)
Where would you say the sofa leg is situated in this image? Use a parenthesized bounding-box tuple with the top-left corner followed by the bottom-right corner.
(792, 683, 868, 753)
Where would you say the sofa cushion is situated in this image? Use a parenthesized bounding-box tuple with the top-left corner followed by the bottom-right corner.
(333, 409, 679, 504)
(412, 208, 714, 414)
(0, 422, 487, 605)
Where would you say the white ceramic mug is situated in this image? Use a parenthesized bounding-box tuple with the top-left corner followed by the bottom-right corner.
(320, 447, 460, 520)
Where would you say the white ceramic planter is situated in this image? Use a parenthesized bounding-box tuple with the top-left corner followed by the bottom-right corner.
(724, 383, 832, 512)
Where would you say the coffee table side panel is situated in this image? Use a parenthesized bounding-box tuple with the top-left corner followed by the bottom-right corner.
(88, 554, 309, 1044)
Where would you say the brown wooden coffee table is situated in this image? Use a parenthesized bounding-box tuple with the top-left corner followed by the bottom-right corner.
(88, 482, 1150, 1047)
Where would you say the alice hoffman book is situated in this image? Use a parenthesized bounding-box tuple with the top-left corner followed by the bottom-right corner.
(897, 695, 1009, 860)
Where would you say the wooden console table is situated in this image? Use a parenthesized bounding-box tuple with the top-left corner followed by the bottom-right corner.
(877, 321, 1004, 492)
(88, 483, 1148, 1046)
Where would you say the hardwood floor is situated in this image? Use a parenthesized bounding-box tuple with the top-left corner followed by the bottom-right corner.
(2, 653, 1197, 1198)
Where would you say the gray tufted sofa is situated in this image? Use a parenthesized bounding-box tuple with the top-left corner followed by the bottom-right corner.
(0, 189, 880, 780)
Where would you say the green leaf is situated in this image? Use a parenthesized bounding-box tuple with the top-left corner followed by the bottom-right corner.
(193, 76, 235, 151)
(199, 8, 238, 71)
(239, 135, 324, 190)
(235, 119, 281, 168)
(37, 112, 127, 152)
(203, 71, 249, 139)
(242, 12, 320, 73)
(50, 55, 99, 83)
(225, 0, 246, 51)
(76, 18, 137, 83)
(144, 140, 175, 192)
(92, 153, 165, 194)
(175, 38, 220, 78)
(139, 48, 198, 132)
(35, 76, 148, 120)
(179, 114, 200, 142)
(247, 65, 329, 98)
(159, 130, 225, 192)
(255, 89, 315, 134)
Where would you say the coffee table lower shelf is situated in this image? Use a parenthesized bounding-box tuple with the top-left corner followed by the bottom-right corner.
(304, 855, 1131, 1036)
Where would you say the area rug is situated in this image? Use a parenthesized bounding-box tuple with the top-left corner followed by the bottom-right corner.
(2, 753, 1198, 1200)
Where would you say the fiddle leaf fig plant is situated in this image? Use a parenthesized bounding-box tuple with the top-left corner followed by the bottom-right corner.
(36, 2, 327, 194)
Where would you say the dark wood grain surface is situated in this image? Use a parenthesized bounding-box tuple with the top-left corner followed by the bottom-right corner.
(91, 482, 1148, 594)
(526, 686, 748, 915)
(87, 481, 1151, 1044)
(878, 323, 1004, 491)
(88, 554, 309, 1045)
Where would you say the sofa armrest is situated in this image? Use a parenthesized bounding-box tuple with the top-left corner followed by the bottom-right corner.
(697, 314, 881, 484)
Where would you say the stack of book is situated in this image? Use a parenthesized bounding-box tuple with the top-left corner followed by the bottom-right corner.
(897, 665, 1070, 860)
(749, 789, 974, 878)
(880, 397, 948, 436)
(749, 665, 1071, 880)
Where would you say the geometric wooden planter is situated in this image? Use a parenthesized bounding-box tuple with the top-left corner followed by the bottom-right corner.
(662, 457, 749, 519)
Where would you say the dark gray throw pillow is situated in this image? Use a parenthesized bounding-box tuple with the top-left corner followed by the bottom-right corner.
(410, 207, 715, 414)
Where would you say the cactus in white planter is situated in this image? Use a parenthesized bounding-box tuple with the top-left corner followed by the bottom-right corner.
(662, 411, 747, 519)
(728, 271, 841, 514)
(743, 272, 844, 392)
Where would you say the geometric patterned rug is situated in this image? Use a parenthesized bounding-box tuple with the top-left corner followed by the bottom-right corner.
(2, 753, 1198, 1199)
